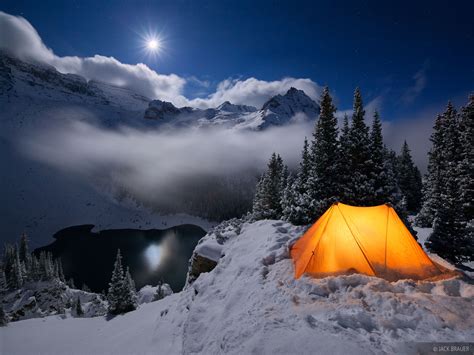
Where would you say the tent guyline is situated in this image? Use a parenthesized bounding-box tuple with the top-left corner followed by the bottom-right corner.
(291, 202, 443, 281)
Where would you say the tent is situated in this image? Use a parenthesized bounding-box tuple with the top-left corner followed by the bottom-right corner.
(290, 202, 443, 281)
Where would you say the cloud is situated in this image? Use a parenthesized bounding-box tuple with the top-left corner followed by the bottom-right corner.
(401, 61, 429, 104)
(187, 77, 323, 109)
(382, 109, 437, 172)
(0, 11, 185, 101)
(21, 118, 312, 217)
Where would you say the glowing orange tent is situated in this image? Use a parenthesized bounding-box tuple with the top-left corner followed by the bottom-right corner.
(291, 202, 443, 281)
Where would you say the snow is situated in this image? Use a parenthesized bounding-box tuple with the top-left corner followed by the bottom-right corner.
(2, 220, 472, 354)
(194, 240, 223, 262)
(142, 86, 319, 130)
(137, 284, 173, 305)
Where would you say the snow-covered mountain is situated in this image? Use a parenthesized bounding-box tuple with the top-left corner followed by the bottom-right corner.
(1, 219, 472, 354)
(0, 53, 212, 245)
(0, 52, 318, 245)
(143, 87, 320, 129)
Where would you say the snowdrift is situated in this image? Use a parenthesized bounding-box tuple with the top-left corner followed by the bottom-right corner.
(1, 220, 473, 354)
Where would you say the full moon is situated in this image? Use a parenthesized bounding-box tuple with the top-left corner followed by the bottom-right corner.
(147, 39, 159, 51)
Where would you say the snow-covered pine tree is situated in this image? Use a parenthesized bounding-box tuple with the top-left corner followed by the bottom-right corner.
(0, 269, 7, 291)
(9, 248, 23, 289)
(280, 171, 294, 219)
(251, 173, 267, 220)
(346, 88, 374, 205)
(382, 148, 418, 238)
(0, 305, 8, 326)
(57, 258, 65, 282)
(29, 255, 41, 282)
(427, 172, 465, 263)
(75, 296, 84, 317)
(281, 138, 313, 225)
(417, 104, 457, 227)
(457, 95, 474, 260)
(154, 280, 165, 301)
(39, 251, 54, 281)
(382, 148, 404, 206)
(308, 87, 340, 217)
(122, 267, 138, 312)
(2, 244, 15, 288)
(397, 141, 423, 213)
(252, 153, 285, 220)
(19, 233, 30, 265)
(108, 249, 125, 314)
(338, 114, 352, 203)
(369, 111, 386, 205)
(426, 102, 468, 261)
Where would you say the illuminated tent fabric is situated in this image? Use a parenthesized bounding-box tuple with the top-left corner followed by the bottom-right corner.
(291, 202, 442, 280)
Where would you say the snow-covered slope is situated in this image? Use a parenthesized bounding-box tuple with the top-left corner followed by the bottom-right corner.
(143, 87, 319, 130)
(2, 220, 472, 355)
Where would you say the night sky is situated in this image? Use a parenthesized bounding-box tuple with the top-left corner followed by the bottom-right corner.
(2, 0, 473, 120)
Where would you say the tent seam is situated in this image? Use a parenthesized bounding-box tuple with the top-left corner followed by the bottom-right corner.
(336, 204, 377, 276)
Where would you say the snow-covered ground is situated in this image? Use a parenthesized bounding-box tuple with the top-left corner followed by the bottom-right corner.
(2, 220, 473, 355)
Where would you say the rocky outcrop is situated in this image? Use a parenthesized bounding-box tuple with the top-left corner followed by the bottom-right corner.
(185, 217, 246, 286)
(144, 99, 181, 119)
(186, 253, 218, 286)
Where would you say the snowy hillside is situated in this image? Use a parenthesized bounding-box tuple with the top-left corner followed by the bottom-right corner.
(2, 220, 472, 354)
(143, 87, 320, 130)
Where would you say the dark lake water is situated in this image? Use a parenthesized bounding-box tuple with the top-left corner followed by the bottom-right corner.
(34, 224, 206, 293)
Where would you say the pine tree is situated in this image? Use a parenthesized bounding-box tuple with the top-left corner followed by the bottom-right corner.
(251, 174, 267, 220)
(417, 103, 459, 226)
(3, 244, 16, 287)
(338, 114, 352, 203)
(457, 95, 474, 260)
(369, 111, 386, 205)
(0, 306, 8, 326)
(108, 249, 125, 314)
(75, 296, 84, 317)
(282, 138, 313, 225)
(425, 101, 470, 261)
(29, 255, 40, 282)
(345, 88, 373, 205)
(382, 148, 418, 238)
(397, 141, 423, 213)
(154, 280, 166, 301)
(122, 267, 138, 312)
(9, 248, 23, 289)
(0, 269, 7, 291)
(57, 258, 65, 282)
(18, 233, 30, 265)
(427, 174, 465, 263)
(252, 153, 285, 220)
(308, 87, 340, 217)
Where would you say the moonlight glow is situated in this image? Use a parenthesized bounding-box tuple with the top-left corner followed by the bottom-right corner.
(144, 244, 162, 270)
(138, 28, 165, 60)
(147, 39, 159, 52)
